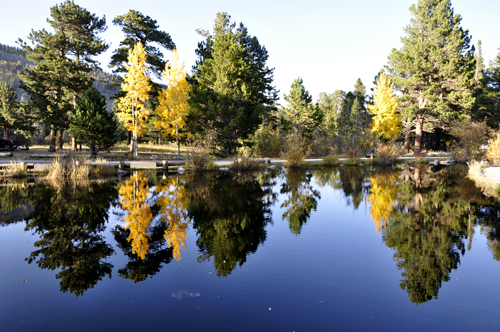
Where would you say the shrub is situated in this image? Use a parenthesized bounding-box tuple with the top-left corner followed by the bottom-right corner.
(282, 141, 306, 168)
(248, 123, 284, 158)
(450, 120, 489, 161)
(344, 146, 362, 165)
(321, 154, 339, 166)
(45, 157, 90, 186)
(232, 154, 261, 171)
(376, 140, 401, 165)
(309, 130, 337, 157)
(486, 131, 500, 165)
(185, 140, 214, 172)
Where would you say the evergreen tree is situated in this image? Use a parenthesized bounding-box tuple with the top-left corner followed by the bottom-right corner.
(475, 40, 485, 84)
(110, 10, 175, 79)
(18, 0, 108, 152)
(283, 77, 319, 144)
(69, 88, 118, 156)
(388, 0, 476, 154)
(188, 12, 278, 156)
(473, 45, 500, 128)
(351, 78, 368, 136)
(317, 92, 338, 134)
(0, 82, 34, 139)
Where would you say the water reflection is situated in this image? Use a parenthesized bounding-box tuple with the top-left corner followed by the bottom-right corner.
(185, 172, 277, 277)
(366, 169, 398, 232)
(24, 181, 118, 297)
(280, 168, 320, 235)
(113, 172, 187, 282)
(6, 165, 500, 304)
(380, 165, 485, 305)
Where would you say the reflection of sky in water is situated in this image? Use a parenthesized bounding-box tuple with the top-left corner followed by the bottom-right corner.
(171, 291, 201, 299)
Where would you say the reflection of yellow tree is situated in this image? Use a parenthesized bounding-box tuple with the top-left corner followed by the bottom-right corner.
(155, 177, 189, 260)
(119, 172, 153, 260)
(367, 171, 399, 232)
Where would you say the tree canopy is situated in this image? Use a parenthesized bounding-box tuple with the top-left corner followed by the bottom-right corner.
(388, 0, 476, 154)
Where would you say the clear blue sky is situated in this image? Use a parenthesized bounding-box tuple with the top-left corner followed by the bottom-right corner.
(2, 0, 499, 105)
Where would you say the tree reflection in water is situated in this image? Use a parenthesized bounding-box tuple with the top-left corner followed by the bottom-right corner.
(25, 181, 118, 297)
(18, 164, 500, 300)
(380, 164, 486, 305)
(280, 168, 320, 235)
(114, 172, 190, 282)
(185, 171, 277, 277)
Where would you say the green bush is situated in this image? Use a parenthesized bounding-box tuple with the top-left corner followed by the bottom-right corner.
(321, 154, 339, 166)
(282, 141, 306, 168)
(248, 123, 284, 158)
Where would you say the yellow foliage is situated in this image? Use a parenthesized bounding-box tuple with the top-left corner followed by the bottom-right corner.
(155, 49, 190, 139)
(367, 74, 401, 139)
(366, 172, 399, 232)
(116, 42, 151, 137)
(155, 177, 190, 260)
(119, 172, 153, 260)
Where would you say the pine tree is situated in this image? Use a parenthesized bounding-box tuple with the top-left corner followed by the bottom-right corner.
(351, 79, 368, 136)
(188, 12, 278, 156)
(0, 82, 34, 139)
(110, 10, 175, 79)
(155, 49, 190, 158)
(283, 77, 319, 144)
(116, 42, 151, 157)
(388, 0, 476, 154)
(18, 0, 108, 152)
(69, 88, 118, 156)
(475, 40, 485, 84)
(472, 45, 500, 127)
(367, 74, 401, 139)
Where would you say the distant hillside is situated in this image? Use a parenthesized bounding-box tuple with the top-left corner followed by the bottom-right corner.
(0, 43, 121, 110)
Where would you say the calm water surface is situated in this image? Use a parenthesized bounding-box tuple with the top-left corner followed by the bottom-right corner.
(1, 165, 500, 331)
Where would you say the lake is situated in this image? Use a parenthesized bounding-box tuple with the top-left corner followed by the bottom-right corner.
(1, 164, 500, 331)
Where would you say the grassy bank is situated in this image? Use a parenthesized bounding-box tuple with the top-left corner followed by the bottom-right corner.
(467, 160, 500, 199)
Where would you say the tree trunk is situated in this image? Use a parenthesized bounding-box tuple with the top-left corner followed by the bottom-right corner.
(127, 131, 132, 145)
(404, 123, 411, 154)
(176, 128, 180, 157)
(49, 126, 57, 152)
(4, 126, 8, 139)
(71, 137, 78, 152)
(414, 119, 423, 155)
(58, 130, 64, 150)
(132, 132, 138, 157)
(90, 140, 97, 156)
(129, 136, 134, 153)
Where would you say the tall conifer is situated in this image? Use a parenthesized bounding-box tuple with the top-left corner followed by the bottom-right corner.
(388, 0, 475, 154)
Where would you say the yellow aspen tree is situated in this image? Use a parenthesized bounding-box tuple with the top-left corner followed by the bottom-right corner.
(155, 177, 190, 261)
(119, 172, 153, 260)
(117, 42, 151, 157)
(155, 48, 190, 158)
(367, 74, 401, 139)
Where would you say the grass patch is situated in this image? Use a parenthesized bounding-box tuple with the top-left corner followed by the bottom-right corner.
(0, 161, 28, 178)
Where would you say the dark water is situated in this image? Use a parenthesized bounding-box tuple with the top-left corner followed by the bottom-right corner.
(1, 165, 500, 331)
